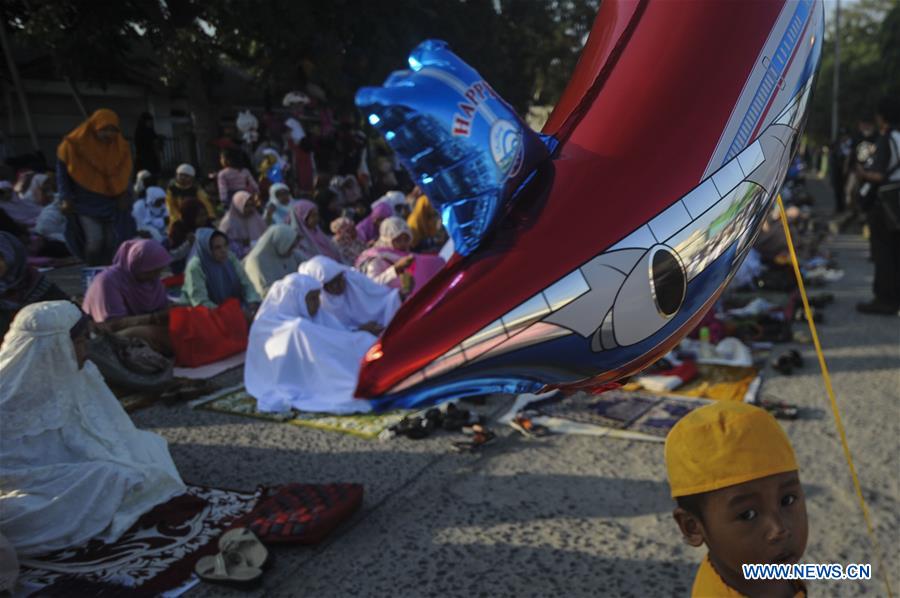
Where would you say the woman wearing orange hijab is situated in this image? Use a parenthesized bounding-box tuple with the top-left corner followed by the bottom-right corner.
(57, 109, 135, 265)
(406, 191, 443, 251)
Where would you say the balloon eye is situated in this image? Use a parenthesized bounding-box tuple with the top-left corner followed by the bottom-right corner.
(650, 247, 685, 318)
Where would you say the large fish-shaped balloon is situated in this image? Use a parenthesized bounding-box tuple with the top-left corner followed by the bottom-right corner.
(356, 0, 823, 410)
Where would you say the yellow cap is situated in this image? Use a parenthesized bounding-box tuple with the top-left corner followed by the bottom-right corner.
(665, 401, 798, 498)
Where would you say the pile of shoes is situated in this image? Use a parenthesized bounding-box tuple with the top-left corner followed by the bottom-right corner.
(389, 403, 496, 451)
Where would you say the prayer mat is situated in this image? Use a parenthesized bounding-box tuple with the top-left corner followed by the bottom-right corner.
(671, 364, 760, 402)
(623, 364, 760, 402)
(509, 390, 712, 442)
(18, 485, 261, 598)
(194, 386, 412, 440)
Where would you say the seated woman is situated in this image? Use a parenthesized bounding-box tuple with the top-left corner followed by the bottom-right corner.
(355, 217, 445, 295)
(166, 163, 216, 223)
(0, 301, 184, 556)
(0, 177, 41, 231)
(131, 186, 168, 243)
(330, 216, 367, 266)
(32, 174, 72, 258)
(355, 201, 393, 246)
(245, 273, 377, 414)
(167, 198, 211, 272)
(288, 200, 343, 263)
(372, 190, 411, 220)
(218, 191, 266, 259)
(264, 183, 297, 225)
(82, 239, 173, 354)
(298, 255, 400, 334)
(243, 224, 300, 297)
(182, 228, 260, 314)
(0, 232, 69, 343)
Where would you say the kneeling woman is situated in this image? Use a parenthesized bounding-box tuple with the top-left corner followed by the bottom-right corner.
(82, 239, 172, 354)
(182, 228, 260, 315)
(298, 255, 400, 334)
(0, 301, 184, 556)
(245, 274, 376, 414)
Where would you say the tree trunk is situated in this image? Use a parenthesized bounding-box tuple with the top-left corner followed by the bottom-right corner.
(185, 67, 219, 175)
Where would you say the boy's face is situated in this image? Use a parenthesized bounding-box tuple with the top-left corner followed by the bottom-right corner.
(675, 471, 808, 584)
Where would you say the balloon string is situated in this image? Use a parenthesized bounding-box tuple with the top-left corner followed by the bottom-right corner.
(777, 195, 893, 597)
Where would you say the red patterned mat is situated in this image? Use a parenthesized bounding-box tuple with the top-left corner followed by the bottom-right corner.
(19, 485, 261, 597)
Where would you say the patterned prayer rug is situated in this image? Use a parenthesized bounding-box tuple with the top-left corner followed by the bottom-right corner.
(530, 390, 712, 441)
(18, 485, 261, 597)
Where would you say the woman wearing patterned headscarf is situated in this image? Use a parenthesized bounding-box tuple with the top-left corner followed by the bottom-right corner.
(288, 200, 343, 262)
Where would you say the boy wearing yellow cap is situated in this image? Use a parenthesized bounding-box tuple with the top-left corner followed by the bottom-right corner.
(665, 401, 808, 597)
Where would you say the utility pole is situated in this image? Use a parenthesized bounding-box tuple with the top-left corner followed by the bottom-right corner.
(831, 0, 841, 142)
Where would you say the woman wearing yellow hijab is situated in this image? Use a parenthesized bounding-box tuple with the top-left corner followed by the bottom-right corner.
(406, 191, 443, 250)
(56, 109, 135, 265)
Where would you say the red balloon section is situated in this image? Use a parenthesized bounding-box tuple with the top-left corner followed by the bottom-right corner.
(357, 0, 823, 410)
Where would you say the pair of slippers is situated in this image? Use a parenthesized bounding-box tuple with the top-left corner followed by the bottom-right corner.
(452, 424, 497, 452)
(195, 528, 269, 588)
(393, 404, 480, 439)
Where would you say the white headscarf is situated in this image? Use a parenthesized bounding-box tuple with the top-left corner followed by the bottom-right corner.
(267, 182, 296, 224)
(298, 255, 401, 329)
(133, 169, 152, 198)
(0, 301, 184, 556)
(132, 186, 168, 242)
(245, 274, 376, 414)
(242, 224, 300, 297)
(22, 173, 49, 205)
(376, 216, 413, 248)
(372, 190, 407, 215)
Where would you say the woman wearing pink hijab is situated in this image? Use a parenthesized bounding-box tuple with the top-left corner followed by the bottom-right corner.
(288, 199, 343, 262)
(218, 190, 267, 259)
(355, 202, 393, 246)
(355, 216, 445, 297)
(82, 239, 173, 353)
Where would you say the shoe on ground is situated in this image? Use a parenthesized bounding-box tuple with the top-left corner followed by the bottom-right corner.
(856, 299, 900, 315)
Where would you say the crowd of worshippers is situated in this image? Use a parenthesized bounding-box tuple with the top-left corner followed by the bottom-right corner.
(0, 105, 449, 406)
(0, 103, 446, 330)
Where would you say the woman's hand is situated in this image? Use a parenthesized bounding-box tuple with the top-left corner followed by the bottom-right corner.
(393, 255, 415, 274)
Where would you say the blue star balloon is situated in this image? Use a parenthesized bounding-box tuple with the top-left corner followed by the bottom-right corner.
(356, 39, 549, 256)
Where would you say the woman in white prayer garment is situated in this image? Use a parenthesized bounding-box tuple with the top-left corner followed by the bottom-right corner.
(0, 301, 184, 556)
(297, 255, 401, 335)
(244, 273, 377, 414)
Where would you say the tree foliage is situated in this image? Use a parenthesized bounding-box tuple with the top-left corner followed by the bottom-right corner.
(807, 0, 899, 143)
(3, 0, 598, 114)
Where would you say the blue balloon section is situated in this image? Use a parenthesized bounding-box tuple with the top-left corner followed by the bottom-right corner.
(356, 39, 549, 256)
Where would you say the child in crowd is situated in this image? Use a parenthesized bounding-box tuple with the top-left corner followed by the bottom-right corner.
(665, 401, 808, 597)
(166, 164, 216, 222)
(216, 148, 258, 209)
